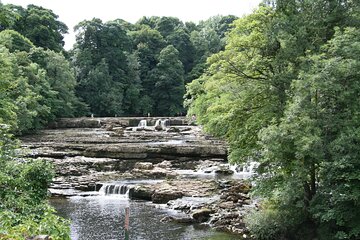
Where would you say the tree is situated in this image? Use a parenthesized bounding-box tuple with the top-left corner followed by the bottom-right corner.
(0, 29, 84, 132)
(0, 30, 54, 133)
(166, 27, 195, 75)
(186, 1, 360, 239)
(188, 15, 237, 82)
(129, 25, 166, 114)
(10, 4, 68, 52)
(0, 46, 18, 129)
(186, 6, 281, 161)
(30, 48, 87, 117)
(151, 45, 185, 116)
(0, 125, 70, 239)
(73, 18, 136, 116)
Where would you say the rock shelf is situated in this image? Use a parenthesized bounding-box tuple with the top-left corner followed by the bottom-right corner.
(19, 117, 255, 236)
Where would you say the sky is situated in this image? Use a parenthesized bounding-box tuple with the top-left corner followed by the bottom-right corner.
(2, 0, 262, 49)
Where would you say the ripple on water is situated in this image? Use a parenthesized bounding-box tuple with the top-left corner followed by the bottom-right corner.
(50, 196, 241, 240)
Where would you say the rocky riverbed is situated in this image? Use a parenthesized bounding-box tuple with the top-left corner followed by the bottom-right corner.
(20, 117, 256, 237)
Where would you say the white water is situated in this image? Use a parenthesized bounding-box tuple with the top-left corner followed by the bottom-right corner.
(154, 119, 170, 130)
(138, 119, 147, 127)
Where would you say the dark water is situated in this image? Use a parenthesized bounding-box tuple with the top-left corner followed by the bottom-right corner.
(50, 196, 241, 240)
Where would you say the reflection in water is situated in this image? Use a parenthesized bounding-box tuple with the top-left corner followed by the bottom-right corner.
(50, 196, 240, 240)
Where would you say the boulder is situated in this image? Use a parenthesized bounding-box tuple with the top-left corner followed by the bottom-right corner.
(218, 201, 235, 209)
(112, 127, 124, 135)
(129, 186, 154, 201)
(156, 160, 172, 169)
(214, 167, 234, 175)
(167, 127, 180, 133)
(152, 190, 183, 204)
(134, 162, 154, 170)
(160, 216, 195, 224)
(191, 208, 215, 222)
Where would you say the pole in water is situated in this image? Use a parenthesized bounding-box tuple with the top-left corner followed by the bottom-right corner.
(124, 207, 129, 240)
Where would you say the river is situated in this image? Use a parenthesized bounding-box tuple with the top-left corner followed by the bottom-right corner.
(50, 195, 241, 240)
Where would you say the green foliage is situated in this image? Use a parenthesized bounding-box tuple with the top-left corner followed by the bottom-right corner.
(0, 29, 34, 52)
(151, 45, 185, 116)
(30, 48, 87, 117)
(0, 125, 70, 240)
(11, 4, 68, 52)
(72, 14, 235, 116)
(0, 29, 84, 133)
(186, 1, 360, 239)
(186, 6, 280, 160)
(74, 18, 138, 116)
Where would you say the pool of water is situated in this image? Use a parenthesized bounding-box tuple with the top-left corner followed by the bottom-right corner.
(50, 196, 241, 240)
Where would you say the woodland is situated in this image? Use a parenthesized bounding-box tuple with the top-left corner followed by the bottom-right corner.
(1, 1, 360, 239)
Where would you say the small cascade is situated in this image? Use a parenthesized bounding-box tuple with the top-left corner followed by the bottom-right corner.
(154, 119, 161, 129)
(161, 119, 170, 129)
(100, 184, 128, 195)
(154, 119, 170, 131)
(230, 162, 259, 176)
(138, 120, 147, 128)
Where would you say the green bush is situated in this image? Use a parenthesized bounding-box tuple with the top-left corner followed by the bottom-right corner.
(245, 198, 314, 240)
(0, 125, 70, 240)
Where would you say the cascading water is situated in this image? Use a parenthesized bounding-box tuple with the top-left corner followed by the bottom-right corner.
(138, 120, 147, 128)
(154, 119, 170, 131)
(161, 119, 169, 129)
(99, 184, 129, 195)
(230, 162, 259, 177)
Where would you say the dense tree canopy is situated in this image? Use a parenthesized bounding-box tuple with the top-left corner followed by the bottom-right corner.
(72, 15, 236, 116)
(0, 125, 70, 239)
(0, 4, 67, 52)
(2, 1, 360, 239)
(0, 2, 238, 239)
(0, 6, 83, 133)
(186, 1, 360, 239)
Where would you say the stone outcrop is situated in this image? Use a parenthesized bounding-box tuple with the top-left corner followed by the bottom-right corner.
(19, 117, 256, 236)
(48, 117, 189, 129)
(191, 208, 215, 222)
(20, 117, 228, 195)
(152, 190, 184, 204)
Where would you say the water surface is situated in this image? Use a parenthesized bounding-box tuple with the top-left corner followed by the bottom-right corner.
(51, 196, 241, 240)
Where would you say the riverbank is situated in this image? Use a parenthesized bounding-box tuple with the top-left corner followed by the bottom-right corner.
(20, 117, 256, 238)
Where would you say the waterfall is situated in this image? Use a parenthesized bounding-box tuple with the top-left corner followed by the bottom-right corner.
(154, 119, 161, 128)
(138, 120, 147, 128)
(154, 119, 170, 130)
(230, 162, 259, 176)
(99, 184, 128, 195)
(161, 119, 170, 129)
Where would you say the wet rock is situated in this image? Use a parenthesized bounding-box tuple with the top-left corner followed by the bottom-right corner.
(136, 127, 154, 131)
(228, 182, 252, 194)
(112, 127, 124, 135)
(74, 184, 95, 191)
(214, 167, 234, 175)
(49, 118, 101, 128)
(168, 196, 219, 211)
(156, 160, 172, 169)
(129, 186, 153, 201)
(191, 208, 215, 222)
(134, 162, 154, 170)
(218, 201, 235, 209)
(179, 127, 192, 132)
(167, 127, 180, 133)
(131, 167, 171, 179)
(152, 190, 183, 204)
(95, 183, 103, 191)
(155, 124, 163, 131)
(160, 216, 195, 224)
